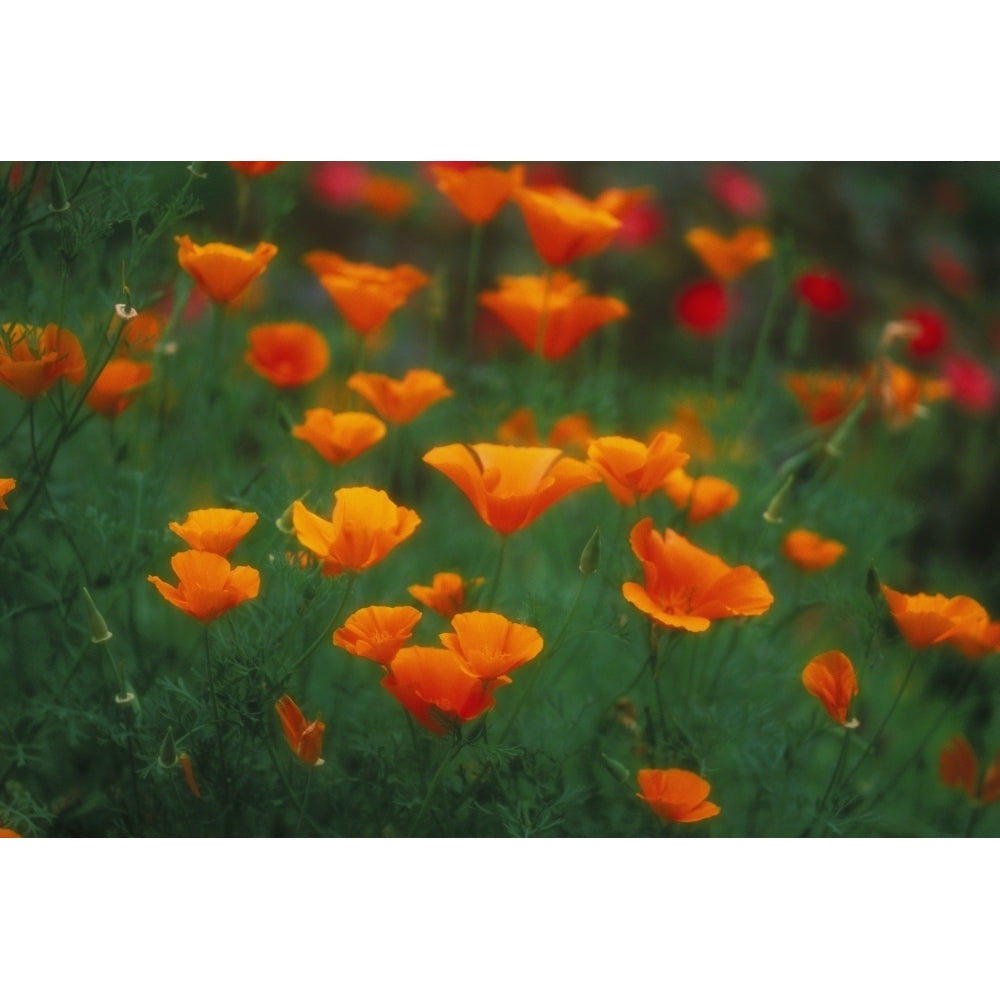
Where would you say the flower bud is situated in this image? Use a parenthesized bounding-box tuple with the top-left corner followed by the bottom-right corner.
(578, 527, 601, 575)
(49, 164, 70, 212)
(82, 587, 112, 643)
(601, 754, 632, 785)
(865, 563, 883, 602)
(158, 727, 178, 768)
(763, 474, 794, 524)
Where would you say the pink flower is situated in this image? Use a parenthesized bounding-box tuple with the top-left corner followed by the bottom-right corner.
(944, 354, 998, 414)
(795, 269, 849, 314)
(707, 165, 766, 216)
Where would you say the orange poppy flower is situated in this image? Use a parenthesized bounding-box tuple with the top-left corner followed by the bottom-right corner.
(662, 469, 740, 524)
(478, 272, 629, 360)
(245, 322, 330, 388)
(361, 173, 416, 218)
(177, 752, 202, 798)
(496, 409, 595, 455)
(147, 550, 261, 623)
(781, 529, 846, 572)
(346, 369, 452, 424)
(422, 442, 600, 535)
(685, 226, 773, 282)
(513, 185, 622, 267)
(431, 163, 524, 224)
(84, 358, 153, 418)
(622, 519, 774, 632)
(636, 768, 721, 823)
(0, 478, 16, 510)
(303, 251, 429, 335)
(229, 161, 282, 176)
(0, 827, 22, 837)
(939, 735, 1000, 805)
(659, 402, 716, 461)
(168, 507, 259, 556)
(333, 605, 423, 666)
(383, 646, 505, 734)
(785, 371, 868, 427)
(292, 408, 386, 465)
(408, 572, 482, 618)
(587, 432, 690, 506)
(801, 650, 859, 727)
(593, 186, 656, 221)
(275, 694, 325, 766)
(880, 584, 1000, 658)
(0, 322, 86, 399)
(292, 486, 420, 576)
(875, 360, 950, 428)
(118, 310, 163, 355)
(440, 610, 544, 681)
(175, 235, 278, 304)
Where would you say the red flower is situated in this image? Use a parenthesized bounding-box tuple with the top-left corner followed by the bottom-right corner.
(903, 307, 950, 358)
(674, 280, 728, 336)
(311, 162, 367, 207)
(944, 354, 997, 414)
(706, 165, 767, 216)
(795, 269, 849, 314)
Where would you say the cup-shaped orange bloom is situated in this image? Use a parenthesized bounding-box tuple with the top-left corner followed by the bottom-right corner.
(303, 251, 429, 335)
(245, 322, 330, 388)
(431, 163, 524, 224)
(685, 226, 772, 282)
(636, 768, 721, 823)
(880, 584, 1000, 658)
(423, 442, 600, 535)
(118, 310, 163, 355)
(175, 235, 278, 304)
(479, 272, 629, 360)
(439, 611, 544, 681)
(514, 186, 622, 267)
(622, 519, 774, 632)
(662, 469, 739, 524)
(0, 478, 16, 510)
(785, 371, 868, 427)
(940, 734, 977, 799)
(408, 572, 482, 618)
(168, 507, 259, 556)
(497, 408, 595, 456)
(0, 323, 86, 399)
(801, 650, 859, 727)
(292, 408, 386, 465)
(148, 550, 260, 623)
(292, 486, 420, 576)
(361, 174, 416, 218)
(333, 605, 423, 666)
(346, 369, 452, 424)
(781, 529, 846, 572)
(587, 432, 690, 505)
(275, 694, 325, 766)
(383, 647, 505, 733)
(84, 358, 153, 418)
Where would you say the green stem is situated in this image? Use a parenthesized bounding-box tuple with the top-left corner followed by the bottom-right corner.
(463, 224, 484, 361)
(408, 739, 462, 836)
(203, 627, 233, 821)
(481, 534, 509, 610)
(287, 575, 357, 676)
(805, 724, 853, 836)
(294, 767, 314, 836)
(265, 739, 326, 836)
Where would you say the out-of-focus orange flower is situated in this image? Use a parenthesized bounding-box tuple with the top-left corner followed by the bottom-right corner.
(0, 827, 22, 837)
(84, 358, 153, 418)
(245, 322, 330, 388)
(801, 650, 859, 727)
(662, 469, 739, 524)
(423, 442, 600, 535)
(0, 478, 15, 510)
(177, 752, 202, 798)
(587, 432, 689, 506)
(118, 311, 163, 355)
(785, 371, 868, 426)
(479, 272, 628, 360)
(175, 235, 277, 304)
(781, 529, 846, 572)
(431, 163, 524, 224)
(303, 252, 429, 335)
(593, 186, 656, 221)
(333, 605, 423, 666)
(361, 174, 415, 218)
(496, 409, 595, 456)
(440, 611, 543, 680)
(168, 508, 258, 557)
(148, 550, 260, 623)
(408, 572, 481, 618)
(939, 735, 1000, 805)
(622, 518, 774, 632)
(881, 584, 1000, 658)
(347, 369, 452, 424)
(0, 323, 86, 399)
(659, 403, 716, 461)
(685, 226, 772, 282)
(275, 694, 325, 766)
(292, 486, 420, 576)
(636, 768, 720, 823)
(229, 161, 282, 176)
(875, 360, 950, 428)
(513, 185, 622, 267)
(292, 408, 386, 465)
(383, 646, 504, 733)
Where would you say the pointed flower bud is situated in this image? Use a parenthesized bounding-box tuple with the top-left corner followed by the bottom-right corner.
(579, 527, 601, 575)
(82, 587, 112, 643)
(763, 474, 794, 524)
(158, 727, 178, 768)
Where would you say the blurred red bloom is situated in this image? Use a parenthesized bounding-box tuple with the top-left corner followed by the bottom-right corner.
(903, 307, 950, 358)
(311, 162, 367, 207)
(674, 280, 728, 336)
(229, 162, 282, 177)
(929, 246, 975, 297)
(939, 735, 1000, 805)
(795, 269, 849, 314)
(944, 354, 998, 413)
(613, 199, 665, 249)
(707, 165, 767, 216)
